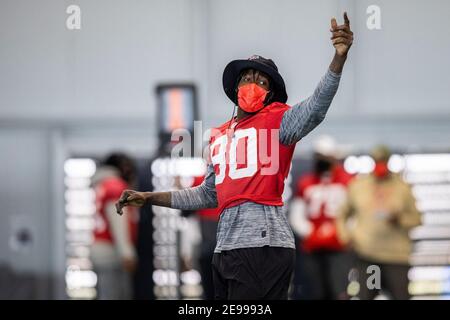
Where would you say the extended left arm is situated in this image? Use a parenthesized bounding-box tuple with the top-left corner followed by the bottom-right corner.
(279, 12, 353, 145)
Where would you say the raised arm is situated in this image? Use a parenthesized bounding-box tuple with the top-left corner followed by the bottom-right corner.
(279, 12, 353, 145)
(115, 163, 218, 215)
(279, 68, 341, 145)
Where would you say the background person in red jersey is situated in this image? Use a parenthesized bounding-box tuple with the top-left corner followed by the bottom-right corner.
(290, 136, 354, 299)
(91, 153, 139, 300)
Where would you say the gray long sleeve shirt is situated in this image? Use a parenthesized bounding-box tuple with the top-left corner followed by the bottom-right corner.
(171, 69, 341, 253)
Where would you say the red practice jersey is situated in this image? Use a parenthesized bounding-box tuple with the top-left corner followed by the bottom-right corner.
(209, 102, 296, 213)
(94, 176, 138, 244)
(296, 165, 353, 252)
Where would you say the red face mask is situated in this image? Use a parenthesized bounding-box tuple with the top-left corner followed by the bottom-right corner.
(373, 161, 389, 178)
(237, 83, 268, 113)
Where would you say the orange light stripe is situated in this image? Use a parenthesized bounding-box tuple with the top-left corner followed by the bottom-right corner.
(168, 89, 184, 130)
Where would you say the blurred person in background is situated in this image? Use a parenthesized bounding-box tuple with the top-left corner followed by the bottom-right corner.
(290, 136, 353, 299)
(336, 145, 421, 300)
(91, 153, 139, 300)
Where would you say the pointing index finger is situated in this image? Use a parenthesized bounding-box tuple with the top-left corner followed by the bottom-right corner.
(344, 12, 350, 26)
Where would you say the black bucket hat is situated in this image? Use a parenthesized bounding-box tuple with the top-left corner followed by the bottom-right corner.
(222, 55, 288, 105)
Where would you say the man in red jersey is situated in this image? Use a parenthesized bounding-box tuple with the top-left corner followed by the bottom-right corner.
(116, 13, 353, 299)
